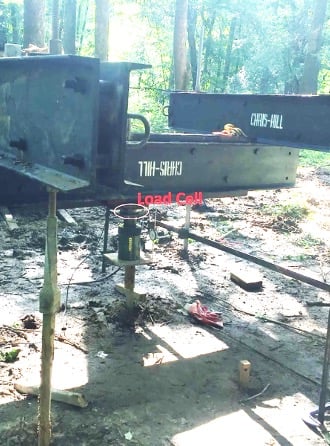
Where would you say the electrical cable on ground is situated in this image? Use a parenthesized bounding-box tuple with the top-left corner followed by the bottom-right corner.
(61, 268, 121, 287)
(62, 225, 119, 315)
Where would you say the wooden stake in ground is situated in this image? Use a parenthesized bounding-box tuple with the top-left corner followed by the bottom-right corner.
(239, 360, 251, 387)
(38, 189, 61, 446)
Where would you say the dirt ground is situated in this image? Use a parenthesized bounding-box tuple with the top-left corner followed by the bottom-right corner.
(1, 161, 330, 445)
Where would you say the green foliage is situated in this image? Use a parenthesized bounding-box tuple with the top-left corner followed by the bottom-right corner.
(319, 69, 330, 93)
(261, 201, 310, 221)
(281, 253, 315, 261)
(129, 71, 170, 132)
(295, 233, 323, 248)
(0, 347, 20, 363)
(319, 11, 330, 93)
(299, 150, 330, 167)
(76, 0, 95, 56)
(1, 0, 329, 128)
(111, 1, 175, 131)
(0, 1, 23, 46)
(277, 203, 310, 221)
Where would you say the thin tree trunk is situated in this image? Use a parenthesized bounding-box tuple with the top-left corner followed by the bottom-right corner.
(95, 0, 110, 61)
(202, 12, 216, 80)
(24, 0, 45, 48)
(76, 0, 89, 54)
(49, 0, 62, 54)
(300, 0, 328, 94)
(195, 25, 204, 91)
(63, 0, 76, 54)
(221, 17, 237, 92)
(173, 0, 189, 90)
(52, 0, 59, 40)
(188, 4, 197, 90)
(9, 4, 20, 43)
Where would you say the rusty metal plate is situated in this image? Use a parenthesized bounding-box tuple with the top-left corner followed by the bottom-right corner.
(169, 93, 330, 151)
(0, 154, 89, 191)
(0, 55, 99, 190)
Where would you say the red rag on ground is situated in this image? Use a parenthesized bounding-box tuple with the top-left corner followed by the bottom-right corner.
(188, 300, 223, 329)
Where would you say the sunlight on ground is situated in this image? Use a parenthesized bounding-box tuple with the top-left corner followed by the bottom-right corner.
(172, 393, 319, 446)
(227, 287, 328, 336)
(300, 219, 330, 245)
(0, 294, 38, 326)
(51, 347, 88, 390)
(58, 250, 94, 285)
(171, 409, 280, 446)
(143, 324, 228, 363)
(142, 344, 178, 367)
(13, 344, 89, 393)
(251, 392, 321, 446)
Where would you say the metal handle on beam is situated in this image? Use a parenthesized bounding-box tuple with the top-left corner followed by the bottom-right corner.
(127, 113, 151, 149)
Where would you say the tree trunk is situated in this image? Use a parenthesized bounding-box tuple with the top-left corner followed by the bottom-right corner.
(0, 1, 7, 51)
(63, 0, 76, 54)
(51, 0, 60, 40)
(95, 0, 110, 61)
(195, 25, 204, 91)
(187, 4, 197, 90)
(9, 4, 20, 44)
(300, 0, 328, 94)
(173, 0, 189, 90)
(76, 0, 89, 54)
(202, 12, 216, 82)
(24, 0, 45, 48)
(49, 0, 62, 54)
(221, 17, 237, 92)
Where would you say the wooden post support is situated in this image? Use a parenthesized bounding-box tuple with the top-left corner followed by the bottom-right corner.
(239, 360, 251, 387)
(102, 206, 111, 273)
(103, 253, 152, 306)
(183, 204, 191, 252)
(39, 314, 56, 446)
(38, 189, 61, 446)
(116, 264, 145, 310)
(124, 265, 135, 291)
(124, 265, 136, 308)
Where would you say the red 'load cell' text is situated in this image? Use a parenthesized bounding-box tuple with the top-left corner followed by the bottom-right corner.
(137, 192, 203, 206)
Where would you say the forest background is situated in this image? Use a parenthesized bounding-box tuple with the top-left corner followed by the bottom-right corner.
(0, 0, 329, 132)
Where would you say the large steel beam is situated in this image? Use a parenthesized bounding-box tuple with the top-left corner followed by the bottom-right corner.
(169, 92, 330, 152)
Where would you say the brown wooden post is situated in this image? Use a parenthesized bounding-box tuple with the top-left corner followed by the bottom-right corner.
(183, 204, 191, 252)
(239, 360, 251, 387)
(124, 265, 135, 291)
(124, 265, 136, 308)
(38, 189, 61, 446)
